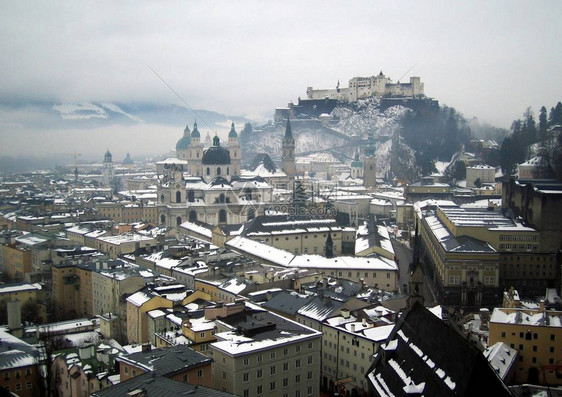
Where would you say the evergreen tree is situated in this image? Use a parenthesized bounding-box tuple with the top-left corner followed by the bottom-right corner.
(539, 106, 548, 141)
(548, 102, 562, 126)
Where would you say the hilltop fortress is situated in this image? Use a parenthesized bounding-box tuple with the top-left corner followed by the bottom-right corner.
(306, 71, 424, 102)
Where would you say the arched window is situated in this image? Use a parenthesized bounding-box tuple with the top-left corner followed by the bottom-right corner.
(160, 215, 166, 224)
(176, 216, 182, 226)
(217, 167, 221, 175)
(187, 190, 195, 203)
(218, 209, 227, 223)
(160, 194, 165, 203)
(219, 193, 225, 203)
(176, 191, 181, 203)
(189, 210, 197, 222)
(206, 167, 210, 175)
(227, 167, 230, 175)
(197, 151, 199, 158)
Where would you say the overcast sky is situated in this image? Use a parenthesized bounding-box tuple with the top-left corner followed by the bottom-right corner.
(1, 1, 561, 158)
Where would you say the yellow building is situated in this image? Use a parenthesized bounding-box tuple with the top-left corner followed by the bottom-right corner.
(0, 282, 45, 323)
(489, 306, 562, 385)
(1, 244, 32, 280)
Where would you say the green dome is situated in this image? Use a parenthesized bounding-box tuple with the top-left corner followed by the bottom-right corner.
(176, 134, 191, 151)
(228, 122, 237, 138)
(191, 121, 201, 138)
(351, 152, 363, 167)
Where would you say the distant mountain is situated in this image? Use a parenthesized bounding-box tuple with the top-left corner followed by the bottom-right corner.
(0, 100, 250, 130)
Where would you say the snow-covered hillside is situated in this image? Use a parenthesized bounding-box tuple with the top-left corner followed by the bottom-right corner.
(331, 97, 412, 138)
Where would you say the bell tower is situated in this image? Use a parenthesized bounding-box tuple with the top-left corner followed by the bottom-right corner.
(228, 122, 241, 177)
(281, 118, 296, 178)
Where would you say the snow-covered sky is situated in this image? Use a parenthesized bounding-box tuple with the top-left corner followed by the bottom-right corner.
(1, 0, 561, 158)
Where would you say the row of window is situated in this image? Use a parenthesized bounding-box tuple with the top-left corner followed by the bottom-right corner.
(242, 369, 314, 382)
(241, 343, 314, 365)
(499, 235, 538, 242)
(242, 384, 314, 397)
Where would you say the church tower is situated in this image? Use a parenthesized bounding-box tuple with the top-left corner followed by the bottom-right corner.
(188, 121, 203, 177)
(350, 150, 364, 179)
(228, 122, 241, 177)
(102, 149, 114, 187)
(363, 131, 376, 188)
(281, 118, 296, 178)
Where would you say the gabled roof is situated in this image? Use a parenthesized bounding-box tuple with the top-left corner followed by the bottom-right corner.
(116, 345, 211, 377)
(263, 290, 315, 316)
(91, 372, 236, 397)
(366, 302, 512, 397)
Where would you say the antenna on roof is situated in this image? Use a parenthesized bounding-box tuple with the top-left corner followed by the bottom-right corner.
(147, 65, 217, 135)
(397, 64, 416, 83)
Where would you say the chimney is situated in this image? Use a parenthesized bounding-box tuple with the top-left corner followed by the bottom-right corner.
(539, 299, 545, 312)
(141, 343, 152, 353)
(351, 324, 356, 333)
(341, 309, 350, 319)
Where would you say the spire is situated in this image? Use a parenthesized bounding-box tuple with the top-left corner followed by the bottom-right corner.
(212, 135, 220, 147)
(183, 123, 191, 137)
(284, 118, 294, 142)
(324, 232, 334, 258)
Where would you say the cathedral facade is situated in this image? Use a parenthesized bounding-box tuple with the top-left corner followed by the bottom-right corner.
(157, 122, 272, 228)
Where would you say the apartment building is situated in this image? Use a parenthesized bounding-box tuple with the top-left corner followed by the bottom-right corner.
(210, 302, 322, 397)
(416, 201, 557, 306)
(489, 305, 562, 385)
(321, 307, 395, 396)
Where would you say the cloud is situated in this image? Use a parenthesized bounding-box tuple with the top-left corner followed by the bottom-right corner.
(0, 0, 561, 146)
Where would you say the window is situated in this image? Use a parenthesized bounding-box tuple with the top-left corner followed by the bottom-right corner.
(308, 342, 313, 349)
(308, 356, 313, 365)
(200, 332, 205, 338)
(283, 378, 289, 387)
(124, 367, 129, 374)
(257, 354, 263, 363)
(15, 384, 21, 391)
(183, 374, 188, 382)
(197, 369, 203, 378)
(284, 348, 288, 356)
(307, 386, 313, 395)
(271, 352, 276, 359)
(295, 375, 301, 383)
(551, 334, 555, 341)
(244, 390, 249, 397)
(257, 369, 263, 379)
(501, 332, 506, 338)
(270, 366, 276, 375)
(243, 358, 249, 366)
(222, 372, 227, 380)
(243, 373, 249, 382)
(26, 382, 31, 389)
(270, 382, 276, 391)
(283, 362, 289, 371)
(257, 385, 263, 395)
(296, 345, 301, 353)
(296, 359, 301, 368)
(307, 371, 313, 379)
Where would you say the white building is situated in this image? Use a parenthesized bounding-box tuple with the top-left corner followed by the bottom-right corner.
(307, 71, 424, 103)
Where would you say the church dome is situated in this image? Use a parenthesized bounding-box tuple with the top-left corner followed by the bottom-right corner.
(351, 152, 363, 168)
(104, 150, 112, 163)
(202, 135, 231, 165)
(176, 124, 191, 151)
(191, 121, 201, 138)
(228, 122, 237, 138)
